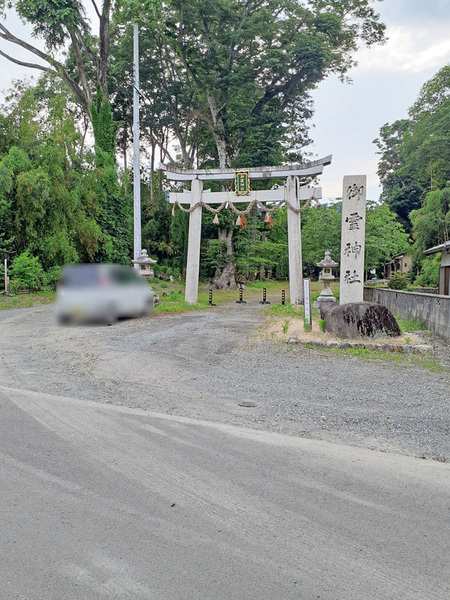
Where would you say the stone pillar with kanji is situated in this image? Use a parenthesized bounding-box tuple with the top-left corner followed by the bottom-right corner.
(339, 175, 366, 305)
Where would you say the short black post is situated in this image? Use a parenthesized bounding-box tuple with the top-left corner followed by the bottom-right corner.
(281, 290, 286, 305)
(235, 287, 247, 304)
(209, 289, 216, 306)
(259, 287, 270, 305)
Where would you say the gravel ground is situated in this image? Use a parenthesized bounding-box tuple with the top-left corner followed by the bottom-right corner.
(0, 301, 449, 460)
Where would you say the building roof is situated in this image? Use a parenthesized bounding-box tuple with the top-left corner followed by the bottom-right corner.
(423, 241, 450, 255)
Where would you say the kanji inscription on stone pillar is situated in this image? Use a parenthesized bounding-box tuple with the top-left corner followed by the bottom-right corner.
(339, 175, 366, 305)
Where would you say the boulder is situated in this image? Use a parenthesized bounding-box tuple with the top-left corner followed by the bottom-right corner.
(320, 302, 401, 339)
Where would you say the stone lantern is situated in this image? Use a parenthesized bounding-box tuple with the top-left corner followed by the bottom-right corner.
(313, 251, 338, 309)
(132, 249, 157, 279)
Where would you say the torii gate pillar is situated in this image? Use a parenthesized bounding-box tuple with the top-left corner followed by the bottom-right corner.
(287, 176, 303, 305)
(185, 178, 203, 304)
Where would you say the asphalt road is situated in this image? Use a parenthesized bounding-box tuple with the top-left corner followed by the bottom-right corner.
(1, 304, 450, 599)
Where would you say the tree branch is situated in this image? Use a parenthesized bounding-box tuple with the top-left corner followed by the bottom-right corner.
(0, 49, 55, 73)
(90, 0, 102, 20)
(0, 22, 90, 114)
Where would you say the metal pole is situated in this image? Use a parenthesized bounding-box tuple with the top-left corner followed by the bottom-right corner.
(133, 23, 141, 268)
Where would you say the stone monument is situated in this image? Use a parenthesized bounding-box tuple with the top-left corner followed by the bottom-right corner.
(339, 175, 366, 305)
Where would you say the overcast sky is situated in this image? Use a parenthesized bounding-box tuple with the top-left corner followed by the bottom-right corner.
(1, 1, 450, 202)
(308, 0, 450, 201)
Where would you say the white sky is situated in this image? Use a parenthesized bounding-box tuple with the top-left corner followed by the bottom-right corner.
(1, 1, 450, 202)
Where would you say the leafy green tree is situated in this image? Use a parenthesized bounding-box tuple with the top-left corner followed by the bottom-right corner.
(365, 201, 410, 275)
(414, 254, 440, 287)
(0, 78, 132, 267)
(158, 0, 385, 169)
(375, 65, 450, 231)
(301, 203, 341, 276)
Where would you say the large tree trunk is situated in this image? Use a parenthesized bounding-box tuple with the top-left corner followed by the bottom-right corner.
(212, 262, 238, 290)
(211, 227, 238, 289)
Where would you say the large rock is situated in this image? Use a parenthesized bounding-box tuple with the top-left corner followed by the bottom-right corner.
(320, 302, 401, 339)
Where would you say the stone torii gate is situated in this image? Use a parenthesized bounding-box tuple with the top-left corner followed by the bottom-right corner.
(160, 156, 332, 305)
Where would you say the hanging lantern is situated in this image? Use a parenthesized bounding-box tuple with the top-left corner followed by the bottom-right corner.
(236, 215, 242, 227)
(171, 204, 175, 217)
(213, 214, 220, 225)
(264, 213, 270, 223)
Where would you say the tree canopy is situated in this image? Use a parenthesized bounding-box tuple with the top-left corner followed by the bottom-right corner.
(375, 64, 450, 283)
(0, 0, 394, 290)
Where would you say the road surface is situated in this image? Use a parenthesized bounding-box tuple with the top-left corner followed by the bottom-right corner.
(0, 304, 449, 599)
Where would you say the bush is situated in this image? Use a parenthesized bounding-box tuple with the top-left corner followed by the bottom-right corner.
(414, 254, 440, 287)
(388, 271, 409, 290)
(9, 252, 44, 292)
(43, 265, 62, 290)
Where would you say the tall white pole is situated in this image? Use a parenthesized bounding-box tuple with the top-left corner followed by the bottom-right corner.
(133, 23, 141, 267)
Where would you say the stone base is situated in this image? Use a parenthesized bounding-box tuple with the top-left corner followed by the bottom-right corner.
(313, 296, 337, 310)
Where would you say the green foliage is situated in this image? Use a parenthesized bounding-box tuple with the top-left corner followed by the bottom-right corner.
(395, 317, 427, 333)
(318, 318, 326, 333)
(388, 271, 410, 290)
(365, 201, 411, 272)
(282, 319, 290, 334)
(15, 0, 87, 47)
(10, 251, 44, 292)
(414, 254, 441, 287)
(410, 189, 450, 256)
(43, 265, 62, 290)
(91, 92, 117, 156)
(264, 303, 303, 318)
(301, 201, 410, 278)
(301, 204, 341, 276)
(375, 65, 450, 232)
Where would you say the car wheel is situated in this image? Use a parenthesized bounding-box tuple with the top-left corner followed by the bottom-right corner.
(140, 298, 154, 317)
(57, 314, 71, 325)
(104, 306, 117, 326)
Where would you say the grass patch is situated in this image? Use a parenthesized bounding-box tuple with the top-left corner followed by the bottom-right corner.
(262, 303, 303, 318)
(0, 290, 55, 310)
(395, 316, 428, 333)
(154, 290, 210, 314)
(301, 344, 447, 373)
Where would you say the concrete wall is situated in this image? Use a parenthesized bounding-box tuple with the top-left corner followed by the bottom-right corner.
(364, 287, 450, 343)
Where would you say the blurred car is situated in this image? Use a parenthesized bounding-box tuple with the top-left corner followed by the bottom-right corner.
(55, 264, 154, 325)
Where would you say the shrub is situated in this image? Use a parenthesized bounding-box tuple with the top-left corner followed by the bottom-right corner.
(388, 271, 409, 290)
(414, 255, 440, 287)
(9, 252, 44, 292)
(43, 265, 62, 290)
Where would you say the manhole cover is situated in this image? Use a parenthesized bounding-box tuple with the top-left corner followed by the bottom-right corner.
(238, 401, 257, 408)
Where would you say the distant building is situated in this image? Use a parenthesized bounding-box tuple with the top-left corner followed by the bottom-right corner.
(423, 241, 450, 295)
(385, 252, 412, 279)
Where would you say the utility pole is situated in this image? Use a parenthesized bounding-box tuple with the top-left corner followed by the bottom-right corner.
(133, 23, 141, 267)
